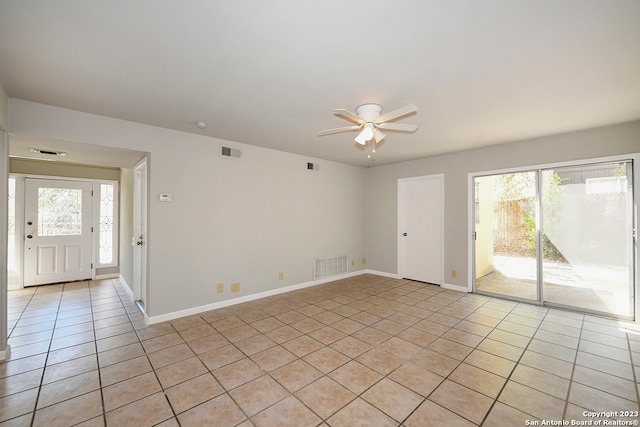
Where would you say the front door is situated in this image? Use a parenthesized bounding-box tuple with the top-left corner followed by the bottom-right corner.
(398, 175, 444, 284)
(24, 178, 93, 286)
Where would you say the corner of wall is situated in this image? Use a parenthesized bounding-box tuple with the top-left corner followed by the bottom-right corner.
(0, 86, 8, 131)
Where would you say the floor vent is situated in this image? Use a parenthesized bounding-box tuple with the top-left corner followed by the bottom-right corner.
(314, 255, 348, 280)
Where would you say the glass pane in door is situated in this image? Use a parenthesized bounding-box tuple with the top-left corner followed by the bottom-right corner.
(475, 172, 538, 300)
(541, 162, 633, 317)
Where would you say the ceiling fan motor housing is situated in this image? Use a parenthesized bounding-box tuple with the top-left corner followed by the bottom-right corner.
(355, 104, 382, 122)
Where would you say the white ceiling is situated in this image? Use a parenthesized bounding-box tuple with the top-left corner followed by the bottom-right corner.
(1, 0, 639, 167)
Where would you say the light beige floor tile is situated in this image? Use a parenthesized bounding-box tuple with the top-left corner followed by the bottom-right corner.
(329, 361, 383, 394)
(411, 348, 460, 377)
(32, 390, 103, 427)
(0, 369, 43, 398)
(164, 373, 224, 414)
(264, 325, 303, 344)
(498, 380, 565, 420)
(141, 332, 184, 353)
(105, 392, 174, 427)
(178, 393, 247, 427)
(569, 381, 639, 411)
(155, 357, 208, 389)
(36, 370, 100, 409)
(330, 336, 371, 358)
(449, 362, 506, 398)
(186, 332, 229, 354)
(0, 388, 39, 422)
(296, 376, 355, 419)
(429, 379, 493, 424)
(483, 401, 537, 427)
(388, 361, 444, 397)
(102, 371, 162, 412)
(308, 326, 347, 345)
(42, 354, 97, 385)
(327, 398, 396, 427)
(100, 355, 153, 387)
(234, 334, 276, 355)
(198, 344, 244, 371)
(213, 358, 264, 390)
(282, 335, 324, 357)
(147, 343, 194, 369)
(272, 359, 322, 392)
(252, 395, 321, 427)
(303, 346, 350, 374)
(356, 348, 403, 375)
(251, 345, 298, 371)
(230, 375, 288, 416)
(361, 378, 423, 422)
(405, 400, 476, 427)
(510, 364, 570, 400)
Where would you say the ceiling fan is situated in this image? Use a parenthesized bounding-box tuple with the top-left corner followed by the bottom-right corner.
(318, 103, 418, 145)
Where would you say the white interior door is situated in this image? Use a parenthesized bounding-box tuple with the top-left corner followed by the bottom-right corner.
(24, 178, 93, 286)
(133, 160, 147, 310)
(398, 175, 444, 284)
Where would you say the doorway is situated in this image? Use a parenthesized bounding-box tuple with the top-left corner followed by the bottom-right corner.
(133, 159, 148, 312)
(23, 178, 93, 286)
(473, 160, 635, 319)
(398, 174, 444, 284)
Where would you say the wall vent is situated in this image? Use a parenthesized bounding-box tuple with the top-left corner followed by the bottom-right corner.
(313, 255, 348, 280)
(221, 146, 242, 158)
(307, 162, 319, 171)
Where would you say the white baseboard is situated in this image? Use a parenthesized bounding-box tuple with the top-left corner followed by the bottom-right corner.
(442, 282, 470, 293)
(118, 275, 134, 300)
(147, 269, 381, 325)
(95, 273, 120, 280)
(0, 345, 11, 362)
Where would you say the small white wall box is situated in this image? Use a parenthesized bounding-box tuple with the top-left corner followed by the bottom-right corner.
(159, 193, 172, 202)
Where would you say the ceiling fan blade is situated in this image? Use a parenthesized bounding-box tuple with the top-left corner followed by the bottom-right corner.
(376, 104, 417, 123)
(334, 109, 364, 125)
(317, 125, 362, 136)
(376, 122, 418, 132)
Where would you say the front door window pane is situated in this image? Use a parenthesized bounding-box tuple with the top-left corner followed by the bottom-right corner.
(38, 188, 83, 236)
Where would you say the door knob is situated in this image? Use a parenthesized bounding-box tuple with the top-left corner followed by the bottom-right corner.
(26, 234, 33, 239)
(402, 232, 408, 237)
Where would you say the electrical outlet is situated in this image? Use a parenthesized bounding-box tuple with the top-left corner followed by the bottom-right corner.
(361, 257, 366, 265)
(451, 270, 457, 279)
(351, 259, 355, 266)
(231, 283, 240, 292)
(278, 272, 284, 280)
(216, 283, 224, 293)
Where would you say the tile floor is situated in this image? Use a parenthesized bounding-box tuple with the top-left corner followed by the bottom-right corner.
(1, 274, 639, 426)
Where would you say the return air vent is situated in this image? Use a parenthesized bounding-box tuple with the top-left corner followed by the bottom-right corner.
(221, 146, 242, 158)
(313, 255, 348, 280)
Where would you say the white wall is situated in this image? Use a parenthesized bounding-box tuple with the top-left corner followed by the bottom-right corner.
(9, 99, 366, 317)
(364, 120, 640, 289)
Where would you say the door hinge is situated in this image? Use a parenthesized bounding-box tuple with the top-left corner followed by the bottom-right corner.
(91, 263, 93, 269)
(91, 226, 94, 232)
(473, 231, 477, 240)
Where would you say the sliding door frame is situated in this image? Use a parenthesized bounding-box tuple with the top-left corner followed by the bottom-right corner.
(468, 153, 639, 321)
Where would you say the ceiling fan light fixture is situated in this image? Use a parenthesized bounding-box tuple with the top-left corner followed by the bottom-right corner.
(354, 123, 374, 145)
(373, 129, 385, 143)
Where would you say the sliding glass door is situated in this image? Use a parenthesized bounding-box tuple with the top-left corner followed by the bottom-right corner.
(475, 172, 539, 302)
(541, 162, 633, 317)
(474, 160, 635, 319)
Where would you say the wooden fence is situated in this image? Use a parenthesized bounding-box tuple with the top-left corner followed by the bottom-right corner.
(493, 199, 533, 255)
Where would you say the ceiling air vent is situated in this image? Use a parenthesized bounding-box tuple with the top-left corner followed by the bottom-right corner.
(221, 146, 242, 158)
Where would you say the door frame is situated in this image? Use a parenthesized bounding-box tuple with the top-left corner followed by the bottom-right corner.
(469, 153, 639, 321)
(133, 158, 148, 313)
(397, 174, 444, 284)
